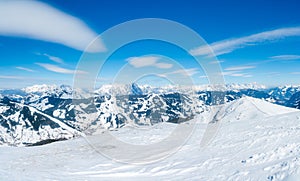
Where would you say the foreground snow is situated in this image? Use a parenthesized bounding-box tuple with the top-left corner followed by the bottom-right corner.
(1, 97, 300, 180)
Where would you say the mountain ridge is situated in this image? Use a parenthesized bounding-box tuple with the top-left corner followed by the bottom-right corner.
(1, 83, 300, 146)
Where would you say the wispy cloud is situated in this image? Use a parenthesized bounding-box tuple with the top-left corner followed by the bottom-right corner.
(209, 60, 225, 64)
(36, 53, 64, 64)
(0, 75, 25, 80)
(230, 73, 246, 77)
(190, 27, 300, 56)
(269, 55, 300, 61)
(36, 63, 87, 74)
(159, 68, 199, 78)
(0, 1, 105, 52)
(220, 71, 252, 78)
(127, 56, 173, 69)
(155, 62, 173, 69)
(199, 75, 208, 79)
(225, 65, 256, 71)
(168, 68, 198, 76)
(16, 66, 35, 72)
(290, 72, 300, 75)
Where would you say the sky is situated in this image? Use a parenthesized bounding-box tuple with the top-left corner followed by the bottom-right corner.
(0, 0, 300, 88)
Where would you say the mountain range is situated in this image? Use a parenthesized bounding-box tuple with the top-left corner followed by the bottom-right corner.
(1, 95, 299, 180)
(1, 83, 300, 146)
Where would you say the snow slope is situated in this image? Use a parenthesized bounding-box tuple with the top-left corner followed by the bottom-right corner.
(0, 97, 300, 180)
(0, 99, 81, 146)
(208, 96, 298, 123)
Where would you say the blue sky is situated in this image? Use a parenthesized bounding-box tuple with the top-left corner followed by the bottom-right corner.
(0, 0, 300, 88)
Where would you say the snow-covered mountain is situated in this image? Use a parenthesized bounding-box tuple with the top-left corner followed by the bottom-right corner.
(287, 91, 300, 109)
(1, 96, 299, 180)
(268, 85, 300, 105)
(209, 96, 298, 123)
(0, 97, 81, 146)
(1, 83, 300, 146)
(0, 84, 205, 145)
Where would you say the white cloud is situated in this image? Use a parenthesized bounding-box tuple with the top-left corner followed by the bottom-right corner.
(291, 72, 300, 75)
(220, 71, 238, 76)
(209, 60, 225, 64)
(161, 68, 199, 77)
(36, 63, 87, 74)
(220, 71, 252, 77)
(0, 1, 105, 52)
(225, 65, 256, 71)
(16, 66, 35, 72)
(190, 27, 300, 56)
(0, 75, 25, 79)
(155, 62, 173, 69)
(270, 55, 300, 61)
(36, 53, 64, 64)
(230, 73, 246, 77)
(199, 75, 208, 78)
(127, 56, 157, 68)
(127, 56, 173, 69)
(168, 68, 198, 76)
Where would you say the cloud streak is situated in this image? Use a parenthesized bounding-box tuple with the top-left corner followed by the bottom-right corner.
(36, 63, 87, 74)
(220, 71, 252, 78)
(127, 56, 173, 69)
(225, 65, 256, 71)
(0, 75, 25, 80)
(270, 55, 300, 61)
(36, 53, 64, 64)
(16, 66, 35, 72)
(167, 68, 198, 76)
(158, 68, 199, 78)
(190, 27, 300, 56)
(0, 1, 105, 52)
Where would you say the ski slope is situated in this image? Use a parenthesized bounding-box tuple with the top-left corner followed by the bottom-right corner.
(1, 97, 300, 180)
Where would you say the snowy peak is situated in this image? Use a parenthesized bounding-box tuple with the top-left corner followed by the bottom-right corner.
(131, 83, 143, 95)
(21, 84, 73, 99)
(232, 96, 297, 115)
(213, 96, 299, 123)
(222, 83, 267, 91)
(22, 84, 59, 93)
